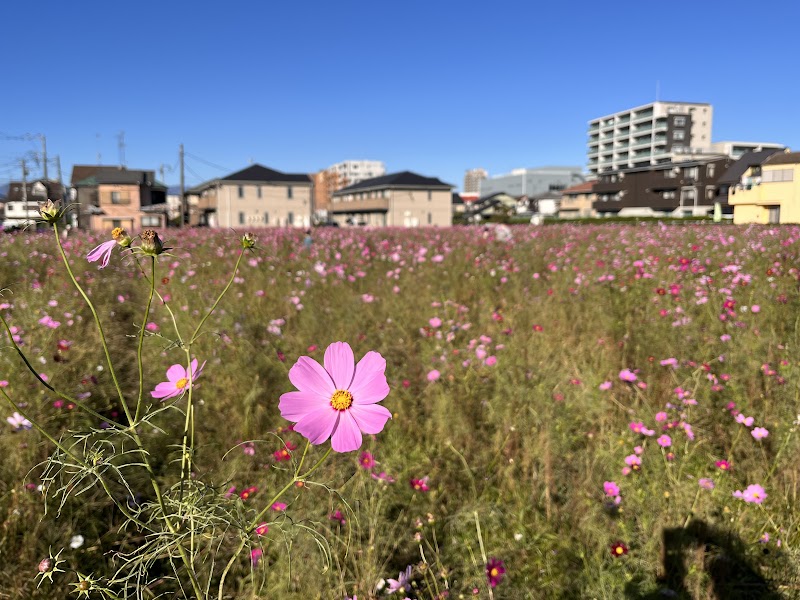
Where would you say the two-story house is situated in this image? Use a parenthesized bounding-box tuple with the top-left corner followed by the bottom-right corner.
(71, 166, 167, 231)
(729, 150, 800, 224)
(186, 164, 313, 228)
(331, 171, 453, 227)
(2, 179, 65, 229)
(558, 181, 596, 218)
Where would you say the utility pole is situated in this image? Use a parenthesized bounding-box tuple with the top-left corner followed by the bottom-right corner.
(21, 159, 27, 202)
(39, 134, 48, 181)
(179, 143, 185, 227)
(55, 155, 62, 184)
(117, 131, 126, 168)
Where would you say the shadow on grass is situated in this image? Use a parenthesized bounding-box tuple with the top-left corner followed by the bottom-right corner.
(625, 520, 781, 600)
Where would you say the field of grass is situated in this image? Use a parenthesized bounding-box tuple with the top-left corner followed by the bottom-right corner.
(1, 223, 799, 599)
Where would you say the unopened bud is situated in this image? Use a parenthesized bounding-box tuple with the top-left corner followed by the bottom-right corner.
(38, 558, 53, 573)
(139, 230, 164, 256)
(242, 232, 257, 249)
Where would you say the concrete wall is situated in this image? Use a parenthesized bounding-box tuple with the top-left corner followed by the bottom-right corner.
(388, 188, 451, 227)
(215, 182, 312, 228)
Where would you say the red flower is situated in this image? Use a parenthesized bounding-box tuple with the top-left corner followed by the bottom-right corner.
(610, 541, 629, 557)
(486, 558, 505, 588)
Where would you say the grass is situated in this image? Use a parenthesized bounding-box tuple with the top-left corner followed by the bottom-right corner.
(0, 223, 799, 599)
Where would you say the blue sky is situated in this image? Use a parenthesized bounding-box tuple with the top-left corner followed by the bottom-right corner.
(1, 0, 798, 191)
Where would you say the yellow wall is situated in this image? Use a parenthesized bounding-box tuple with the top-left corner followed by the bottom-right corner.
(730, 163, 800, 224)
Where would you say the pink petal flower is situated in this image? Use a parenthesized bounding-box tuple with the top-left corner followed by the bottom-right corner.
(86, 240, 117, 268)
(279, 342, 391, 453)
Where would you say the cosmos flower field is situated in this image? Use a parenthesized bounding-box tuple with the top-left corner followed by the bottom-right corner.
(1, 223, 799, 599)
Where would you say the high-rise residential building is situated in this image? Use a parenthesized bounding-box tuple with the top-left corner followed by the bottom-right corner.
(328, 160, 386, 186)
(479, 166, 584, 199)
(587, 101, 713, 176)
(463, 168, 488, 195)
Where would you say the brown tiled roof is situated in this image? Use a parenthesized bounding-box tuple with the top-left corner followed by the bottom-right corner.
(561, 181, 594, 195)
(764, 151, 800, 165)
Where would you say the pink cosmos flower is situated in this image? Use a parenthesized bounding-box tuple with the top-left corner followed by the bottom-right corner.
(657, 435, 672, 448)
(86, 239, 117, 269)
(751, 427, 769, 440)
(603, 481, 620, 497)
(250, 548, 263, 566)
(150, 359, 205, 400)
(599, 381, 612, 391)
(699, 478, 715, 490)
(271, 502, 287, 511)
(486, 558, 505, 588)
(733, 484, 767, 504)
(429, 317, 442, 328)
(255, 522, 269, 536)
(278, 342, 391, 453)
(410, 476, 430, 492)
(427, 369, 441, 382)
(619, 369, 637, 382)
(359, 451, 375, 469)
(7, 412, 32, 431)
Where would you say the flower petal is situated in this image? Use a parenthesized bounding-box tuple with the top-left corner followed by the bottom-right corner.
(86, 240, 116, 268)
(165, 363, 186, 383)
(151, 382, 179, 399)
(330, 410, 363, 453)
(289, 356, 335, 397)
(350, 403, 391, 435)
(324, 342, 355, 390)
(295, 408, 339, 445)
(349, 351, 389, 404)
(279, 390, 328, 422)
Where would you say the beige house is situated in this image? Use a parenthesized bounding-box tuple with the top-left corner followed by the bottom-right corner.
(729, 151, 800, 224)
(186, 164, 312, 228)
(71, 167, 167, 231)
(331, 171, 453, 227)
(558, 181, 596, 218)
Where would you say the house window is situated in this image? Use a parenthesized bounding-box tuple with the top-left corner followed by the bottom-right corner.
(664, 169, 677, 179)
(141, 215, 161, 227)
(238, 186, 244, 198)
(287, 211, 294, 225)
(112, 219, 122, 229)
(287, 186, 293, 199)
(427, 212, 432, 224)
(673, 130, 685, 141)
(683, 167, 699, 180)
(427, 191, 432, 201)
(110, 191, 128, 205)
(680, 188, 697, 206)
(257, 186, 262, 199)
(706, 164, 716, 178)
(768, 206, 781, 224)
(264, 212, 269, 225)
(674, 116, 686, 126)
(239, 212, 244, 225)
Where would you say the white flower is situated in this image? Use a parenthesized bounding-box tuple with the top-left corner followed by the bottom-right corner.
(69, 535, 85, 549)
(514, 533, 523, 541)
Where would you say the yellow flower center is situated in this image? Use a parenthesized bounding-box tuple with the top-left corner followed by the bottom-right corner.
(490, 568, 499, 577)
(175, 378, 189, 389)
(330, 389, 353, 411)
(615, 547, 624, 554)
(111, 227, 125, 240)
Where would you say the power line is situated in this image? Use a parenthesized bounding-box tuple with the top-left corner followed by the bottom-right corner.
(184, 151, 230, 172)
(183, 162, 205, 183)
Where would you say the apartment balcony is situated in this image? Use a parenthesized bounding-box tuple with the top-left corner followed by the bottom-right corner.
(589, 122, 600, 132)
(588, 149, 599, 158)
(331, 197, 390, 213)
(653, 135, 668, 145)
(630, 138, 652, 150)
(617, 116, 630, 124)
(632, 109, 654, 122)
(615, 142, 629, 149)
(654, 119, 668, 131)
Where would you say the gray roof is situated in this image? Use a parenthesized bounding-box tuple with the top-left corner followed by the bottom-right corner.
(718, 149, 784, 185)
(334, 171, 453, 194)
(764, 151, 800, 166)
(189, 164, 311, 193)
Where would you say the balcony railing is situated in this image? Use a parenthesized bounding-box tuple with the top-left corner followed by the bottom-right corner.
(331, 197, 390, 213)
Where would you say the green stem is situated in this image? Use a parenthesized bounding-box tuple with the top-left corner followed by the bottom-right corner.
(0, 312, 123, 427)
(189, 251, 245, 346)
(134, 257, 156, 423)
(53, 223, 130, 425)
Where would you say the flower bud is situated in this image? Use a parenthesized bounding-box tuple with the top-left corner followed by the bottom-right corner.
(112, 227, 132, 248)
(241, 232, 257, 249)
(139, 230, 164, 256)
(38, 558, 53, 573)
(39, 199, 65, 225)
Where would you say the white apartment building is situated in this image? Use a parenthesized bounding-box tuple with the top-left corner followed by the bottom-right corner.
(327, 160, 386, 186)
(587, 101, 713, 176)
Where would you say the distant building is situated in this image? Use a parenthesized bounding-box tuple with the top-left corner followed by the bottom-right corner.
(716, 149, 783, 208)
(592, 156, 733, 217)
(529, 190, 561, 217)
(465, 193, 520, 222)
(2, 180, 65, 229)
(729, 151, 800, 224)
(588, 101, 713, 176)
(709, 141, 785, 160)
(558, 181, 596, 218)
(463, 168, 488, 195)
(70, 166, 167, 231)
(314, 160, 386, 218)
(331, 171, 453, 227)
(479, 166, 584, 198)
(186, 164, 312, 228)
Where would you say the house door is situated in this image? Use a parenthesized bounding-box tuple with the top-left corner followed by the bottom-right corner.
(767, 206, 781, 224)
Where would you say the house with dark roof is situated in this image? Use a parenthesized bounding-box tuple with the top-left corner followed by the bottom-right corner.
(330, 171, 453, 227)
(716, 149, 783, 209)
(70, 166, 167, 231)
(728, 150, 800, 224)
(186, 164, 312, 228)
(463, 193, 520, 222)
(2, 180, 66, 229)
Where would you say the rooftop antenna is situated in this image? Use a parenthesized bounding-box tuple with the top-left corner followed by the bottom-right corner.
(96, 133, 102, 164)
(117, 131, 126, 168)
